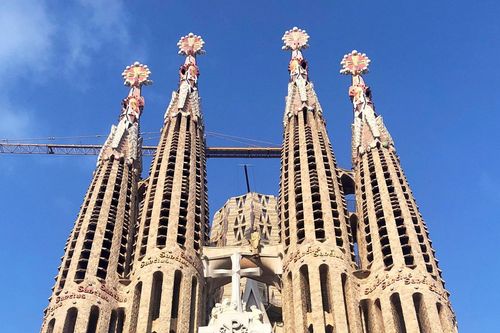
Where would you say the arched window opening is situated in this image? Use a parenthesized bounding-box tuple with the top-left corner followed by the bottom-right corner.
(148, 271, 163, 331)
(170, 270, 182, 331)
(436, 302, 447, 332)
(374, 299, 385, 332)
(86, 306, 99, 333)
(319, 264, 331, 313)
(108, 310, 117, 333)
(341, 273, 351, 333)
(130, 282, 142, 332)
(413, 293, 431, 333)
(116, 308, 125, 333)
(286, 272, 295, 330)
(62, 307, 78, 333)
(46, 318, 56, 333)
(299, 265, 312, 313)
(360, 299, 371, 333)
(390, 293, 407, 333)
(188, 277, 198, 333)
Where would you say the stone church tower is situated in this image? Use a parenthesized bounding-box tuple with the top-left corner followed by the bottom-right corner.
(41, 62, 152, 333)
(124, 33, 209, 333)
(278, 27, 360, 333)
(340, 50, 457, 333)
(40, 29, 457, 333)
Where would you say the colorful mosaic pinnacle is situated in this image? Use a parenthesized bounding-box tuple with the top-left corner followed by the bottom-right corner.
(122, 61, 152, 87)
(282, 27, 310, 51)
(340, 50, 371, 75)
(177, 32, 205, 56)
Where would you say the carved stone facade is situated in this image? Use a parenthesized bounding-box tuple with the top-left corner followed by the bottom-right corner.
(208, 193, 282, 331)
(41, 31, 457, 333)
(210, 193, 280, 248)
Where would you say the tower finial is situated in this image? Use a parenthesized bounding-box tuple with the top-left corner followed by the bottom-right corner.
(177, 32, 205, 56)
(340, 50, 371, 76)
(282, 27, 309, 51)
(122, 61, 152, 87)
(120, 61, 152, 124)
(340, 51, 387, 160)
(282, 27, 309, 84)
(176, 33, 205, 92)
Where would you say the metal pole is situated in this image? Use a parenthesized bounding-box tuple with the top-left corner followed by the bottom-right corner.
(244, 165, 251, 193)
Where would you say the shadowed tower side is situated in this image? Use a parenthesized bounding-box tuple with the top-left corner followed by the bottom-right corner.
(124, 33, 209, 333)
(278, 28, 361, 333)
(41, 62, 152, 333)
(340, 51, 457, 333)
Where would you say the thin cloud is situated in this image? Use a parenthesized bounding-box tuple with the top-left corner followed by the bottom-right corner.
(0, 0, 141, 138)
(62, 0, 132, 72)
(0, 1, 55, 79)
(0, 96, 33, 139)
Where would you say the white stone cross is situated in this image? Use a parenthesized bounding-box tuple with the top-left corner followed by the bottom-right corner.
(211, 252, 262, 312)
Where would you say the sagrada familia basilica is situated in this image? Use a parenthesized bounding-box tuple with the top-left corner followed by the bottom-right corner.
(40, 28, 458, 333)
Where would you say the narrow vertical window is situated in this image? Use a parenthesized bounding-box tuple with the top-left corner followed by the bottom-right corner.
(341, 273, 351, 333)
(412, 293, 430, 333)
(130, 282, 142, 333)
(436, 303, 447, 332)
(286, 272, 295, 330)
(116, 308, 125, 333)
(390, 293, 407, 333)
(299, 265, 311, 313)
(374, 299, 385, 332)
(171, 270, 182, 319)
(86, 306, 99, 333)
(46, 319, 55, 333)
(319, 264, 331, 313)
(108, 310, 117, 333)
(148, 271, 163, 331)
(188, 277, 198, 333)
(63, 307, 78, 333)
(360, 299, 371, 333)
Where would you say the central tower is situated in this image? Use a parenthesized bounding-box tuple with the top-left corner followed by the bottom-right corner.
(278, 27, 360, 333)
(124, 33, 209, 333)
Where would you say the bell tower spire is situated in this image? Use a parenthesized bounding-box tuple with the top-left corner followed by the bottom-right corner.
(98, 62, 151, 165)
(279, 28, 360, 333)
(341, 51, 457, 332)
(41, 62, 151, 333)
(176, 32, 205, 111)
(124, 33, 208, 333)
(340, 51, 393, 163)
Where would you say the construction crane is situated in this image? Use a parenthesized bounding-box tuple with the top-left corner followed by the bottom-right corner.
(0, 138, 355, 201)
(0, 131, 282, 158)
(0, 143, 281, 158)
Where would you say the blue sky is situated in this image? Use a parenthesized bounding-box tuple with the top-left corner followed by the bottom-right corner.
(0, 0, 498, 331)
